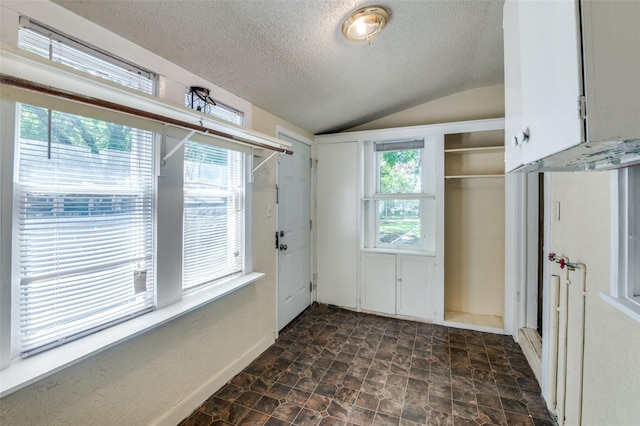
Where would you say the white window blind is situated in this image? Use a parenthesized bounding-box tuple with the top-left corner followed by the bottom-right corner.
(14, 23, 157, 357)
(18, 23, 155, 94)
(183, 143, 244, 291)
(184, 92, 244, 125)
(16, 104, 155, 357)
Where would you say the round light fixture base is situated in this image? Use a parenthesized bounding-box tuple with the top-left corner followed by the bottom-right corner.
(341, 6, 389, 44)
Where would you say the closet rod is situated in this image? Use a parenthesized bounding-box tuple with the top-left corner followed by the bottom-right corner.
(0, 73, 294, 156)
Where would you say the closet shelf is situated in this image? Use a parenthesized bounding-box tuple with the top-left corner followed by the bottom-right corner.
(445, 174, 504, 179)
(444, 146, 504, 154)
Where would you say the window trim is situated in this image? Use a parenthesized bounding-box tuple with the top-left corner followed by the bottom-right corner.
(362, 138, 436, 253)
(601, 166, 640, 323)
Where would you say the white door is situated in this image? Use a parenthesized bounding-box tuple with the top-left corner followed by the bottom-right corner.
(316, 142, 358, 309)
(277, 133, 311, 330)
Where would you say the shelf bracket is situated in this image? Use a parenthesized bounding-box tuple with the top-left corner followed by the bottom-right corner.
(252, 151, 279, 175)
(163, 129, 196, 163)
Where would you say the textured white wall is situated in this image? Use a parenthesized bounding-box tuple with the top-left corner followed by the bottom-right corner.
(549, 172, 639, 426)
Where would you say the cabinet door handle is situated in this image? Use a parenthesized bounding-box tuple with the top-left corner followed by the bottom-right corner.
(512, 129, 530, 147)
(518, 129, 530, 144)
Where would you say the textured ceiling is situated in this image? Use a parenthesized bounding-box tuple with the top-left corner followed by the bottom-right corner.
(52, 0, 505, 134)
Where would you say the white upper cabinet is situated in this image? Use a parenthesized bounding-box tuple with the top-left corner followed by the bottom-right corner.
(504, 0, 640, 172)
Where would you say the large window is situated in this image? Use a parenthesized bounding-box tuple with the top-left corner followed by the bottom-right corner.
(363, 139, 437, 252)
(183, 143, 244, 291)
(16, 105, 155, 357)
(13, 22, 157, 357)
(182, 86, 246, 292)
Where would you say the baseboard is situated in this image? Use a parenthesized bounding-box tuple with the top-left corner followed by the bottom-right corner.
(154, 332, 275, 426)
(518, 327, 542, 386)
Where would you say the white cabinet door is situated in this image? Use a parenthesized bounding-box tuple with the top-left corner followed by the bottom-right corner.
(503, 0, 523, 172)
(504, 0, 585, 170)
(316, 142, 358, 309)
(517, 0, 584, 165)
(397, 255, 436, 319)
(361, 253, 396, 315)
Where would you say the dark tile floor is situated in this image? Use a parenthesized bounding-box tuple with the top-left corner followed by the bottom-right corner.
(180, 304, 556, 426)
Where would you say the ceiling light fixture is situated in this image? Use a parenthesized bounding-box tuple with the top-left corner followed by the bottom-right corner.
(342, 6, 389, 44)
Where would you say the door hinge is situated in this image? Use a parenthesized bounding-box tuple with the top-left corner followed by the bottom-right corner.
(578, 95, 587, 120)
(310, 281, 313, 292)
(310, 157, 313, 168)
(276, 184, 279, 204)
(310, 220, 312, 230)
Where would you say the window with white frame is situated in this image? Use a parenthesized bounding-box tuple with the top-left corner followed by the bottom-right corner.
(182, 90, 246, 292)
(184, 91, 244, 126)
(183, 143, 245, 291)
(606, 165, 640, 322)
(19, 20, 155, 94)
(13, 23, 158, 357)
(628, 167, 640, 304)
(15, 105, 155, 357)
(363, 139, 437, 252)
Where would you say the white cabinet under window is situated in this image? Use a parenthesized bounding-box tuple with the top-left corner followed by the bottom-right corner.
(396, 255, 437, 319)
(361, 253, 396, 315)
(361, 253, 437, 320)
(504, 0, 640, 172)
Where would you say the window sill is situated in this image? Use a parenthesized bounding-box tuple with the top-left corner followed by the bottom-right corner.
(0, 271, 265, 398)
(599, 292, 640, 324)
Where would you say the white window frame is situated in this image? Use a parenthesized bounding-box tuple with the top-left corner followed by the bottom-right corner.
(601, 165, 640, 323)
(0, 21, 263, 398)
(182, 142, 246, 292)
(184, 90, 244, 126)
(362, 138, 437, 254)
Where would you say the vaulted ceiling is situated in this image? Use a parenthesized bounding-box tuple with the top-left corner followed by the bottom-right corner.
(52, 0, 505, 134)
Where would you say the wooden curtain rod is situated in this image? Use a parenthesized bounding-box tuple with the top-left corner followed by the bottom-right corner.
(0, 73, 294, 155)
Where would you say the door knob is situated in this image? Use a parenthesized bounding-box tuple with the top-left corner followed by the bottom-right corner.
(279, 244, 288, 251)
